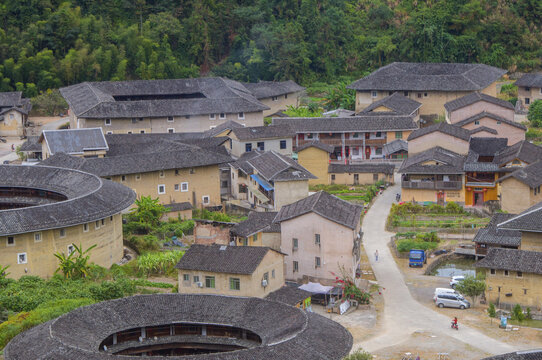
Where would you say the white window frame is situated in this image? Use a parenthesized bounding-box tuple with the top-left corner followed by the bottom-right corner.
(174, 184, 180, 191)
(167, 116, 174, 122)
(371, 91, 377, 98)
(167, 128, 175, 133)
(209, 114, 216, 120)
(59, 228, 66, 238)
(238, 112, 245, 120)
(181, 182, 189, 192)
(67, 244, 75, 255)
(83, 223, 89, 232)
(17, 252, 27, 264)
(105, 118, 111, 126)
(7, 236, 15, 246)
(34, 232, 42, 243)
(158, 184, 166, 195)
(202, 195, 210, 204)
(219, 113, 226, 120)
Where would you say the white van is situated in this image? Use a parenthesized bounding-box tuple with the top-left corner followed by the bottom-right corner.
(433, 288, 465, 301)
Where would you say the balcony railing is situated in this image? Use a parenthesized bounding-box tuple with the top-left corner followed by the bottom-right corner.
(296, 138, 386, 148)
(402, 180, 462, 190)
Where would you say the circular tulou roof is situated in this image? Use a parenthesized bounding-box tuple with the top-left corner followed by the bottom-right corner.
(5, 294, 353, 360)
(0, 165, 135, 236)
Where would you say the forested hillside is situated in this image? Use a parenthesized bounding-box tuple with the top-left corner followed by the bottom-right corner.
(0, 0, 541, 97)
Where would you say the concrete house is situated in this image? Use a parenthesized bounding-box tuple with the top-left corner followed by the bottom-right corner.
(453, 112, 526, 146)
(498, 160, 542, 214)
(476, 203, 542, 309)
(516, 73, 542, 110)
(0, 91, 32, 137)
(296, 141, 335, 186)
(228, 125, 294, 158)
(473, 213, 520, 258)
(399, 147, 466, 204)
(60, 78, 269, 134)
(273, 115, 417, 161)
(328, 163, 395, 185)
(0, 165, 135, 279)
(347, 62, 506, 116)
(41, 133, 232, 209)
(230, 150, 315, 210)
(407, 123, 473, 156)
(176, 244, 284, 298)
(230, 211, 281, 251)
(243, 80, 305, 117)
(358, 92, 422, 122)
(40, 128, 109, 159)
(444, 92, 515, 124)
(274, 191, 363, 285)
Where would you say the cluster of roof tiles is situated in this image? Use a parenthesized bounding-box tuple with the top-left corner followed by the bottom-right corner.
(274, 191, 363, 230)
(0, 165, 135, 236)
(498, 201, 542, 233)
(328, 163, 395, 175)
(230, 211, 280, 238)
(242, 80, 305, 99)
(399, 147, 466, 174)
(5, 294, 352, 359)
(444, 92, 514, 112)
(455, 111, 526, 130)
(231, 125, 293, 141)
(60, 78, 270, 119)
(498, 160, 542, 188)
(475, 248, 542, 275)
(383, 139, 408, 155)
(473, 213, 521, 247)
(232, 150, 315, 182)
(515, 73, 542, 88)
(347, 62, 506, 91)
(0, 91, 31, 116)
(482, 350, 542, 360)
(295, 141, 335, 153)
(272, 115, 418, 132)
(42, 128, 108, 155)
(359, 92, 422, 116)
(264, 285, 312, 306)
(408, 122, 473, 142)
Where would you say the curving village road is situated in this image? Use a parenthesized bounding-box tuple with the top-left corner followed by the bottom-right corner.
(354, 177, 515, 355)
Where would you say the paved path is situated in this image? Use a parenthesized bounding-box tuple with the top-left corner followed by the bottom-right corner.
(355, 179, 515, 355)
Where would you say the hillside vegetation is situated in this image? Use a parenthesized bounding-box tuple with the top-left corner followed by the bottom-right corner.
(0, 0, 541, 97)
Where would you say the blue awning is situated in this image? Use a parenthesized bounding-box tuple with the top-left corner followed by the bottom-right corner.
(250, 174, 274, 191)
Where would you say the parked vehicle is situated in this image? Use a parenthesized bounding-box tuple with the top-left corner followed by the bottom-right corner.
(450, 275, 465, 288)
(435, 293, 470, 309)
(433, 288, 465, 301)
(409, 249, 426, 267)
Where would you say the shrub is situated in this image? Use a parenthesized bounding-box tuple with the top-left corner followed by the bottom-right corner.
(417, 232, 440, 243)
(137, 251, 185, 276)
(488, 303, 496, 318)
(526, 307, 532, 320)
(192, 209, 232, 222)
(512, 304, 525, 322)
(445, 201, 464, 214)
(528, 100, 542, 128)
(89, 279, 136, 301)
(342, 349, 373, 360)
(123, 220, 153, 235)
(126, 234, 161, 253)
(526, 128, 542, 140)
(396, 239, 438, 252)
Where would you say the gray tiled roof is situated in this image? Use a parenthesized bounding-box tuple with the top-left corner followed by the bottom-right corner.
(399, 147, 466, 174)
(40, 139, 232, 177)
(347, 62, 506, 91)
(265, 285, 312, 306)
(230, 212, 280, 237)
(407, 122, 471, 142)
(455, 111, 526, 131)
(232, 125, 293, 141)
(274, 191, 363, 230)
(444, 92, 514, 112)
(498, 161, 542, 188)
(296, 141, 335, 153)
(242, 80, 305, 99)
(360, 92, 421, 115)
(232, 150, 315, 182)
(482, 350, 542, 360)
(19, 136, 41, 152)
(60, 78, 269, 118)
(463, 137, 512, 172)
(273, 115, 418, 133)
(204, 120, 244, 137)
(516, 73, 542, 88)
(498, 201, 542, 233)
(42, 128, 108, 155)
(475, 248, 542, 274)
(0, 91, 22, 107)
(4, 294, 352, 360)
(0, 165, 135, 236)
(383, 139, 408, 155)
(494, 141, 542, 167)
(473, 213, 520, 247)
(469, 126, 498, 135)
(328, 163, 395, 175)
(322, 108, 355, 117)
(176, 244, 277, 274)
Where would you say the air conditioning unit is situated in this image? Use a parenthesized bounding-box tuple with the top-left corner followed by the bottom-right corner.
(261, 279, 268, 288)
(197, 282, 203, 288)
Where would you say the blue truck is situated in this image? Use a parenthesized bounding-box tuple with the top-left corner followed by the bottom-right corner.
(409, 249, 427, 267)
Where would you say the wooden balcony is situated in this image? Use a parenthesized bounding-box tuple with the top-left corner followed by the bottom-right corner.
(296, 138, 386, 148)
(402, 180, 462, 190)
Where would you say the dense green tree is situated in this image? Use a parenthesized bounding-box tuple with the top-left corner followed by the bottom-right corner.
(454, 274, 486, 307)
(528, 100, 542, 127)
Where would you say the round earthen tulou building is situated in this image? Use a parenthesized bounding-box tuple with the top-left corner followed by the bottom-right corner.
(5, 294, 353, 359)
(0, 165, 135, 278)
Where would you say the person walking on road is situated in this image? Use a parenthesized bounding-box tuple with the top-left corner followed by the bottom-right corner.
(375, 249, 379, 262)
